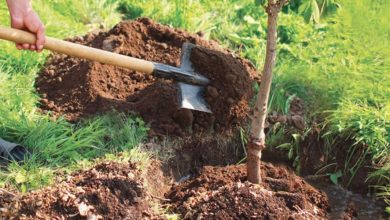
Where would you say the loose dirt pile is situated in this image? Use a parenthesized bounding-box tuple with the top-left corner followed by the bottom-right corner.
(166, 162, 329, 219)
(0, 162, 162, 219)
(36, 18, 257, 136)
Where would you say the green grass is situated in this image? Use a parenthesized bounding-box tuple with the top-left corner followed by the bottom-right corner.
(0, 0, 146, 192)
(275, 0, 390, 185)
(0, 0, 389, 211)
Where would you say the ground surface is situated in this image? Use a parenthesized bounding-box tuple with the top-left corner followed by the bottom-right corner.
(166, 162, 329, 220)
(0, 161, 163, 219)
(36, 17, 257, 137)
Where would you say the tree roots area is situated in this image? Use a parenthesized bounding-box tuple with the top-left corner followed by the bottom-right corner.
(0, 18, 386, 219)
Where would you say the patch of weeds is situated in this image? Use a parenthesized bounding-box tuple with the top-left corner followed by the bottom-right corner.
(0, 112, 149, 191)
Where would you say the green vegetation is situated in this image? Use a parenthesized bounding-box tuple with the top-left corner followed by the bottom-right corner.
(0, 0, 388, 210)
(0, 1, 146, 192)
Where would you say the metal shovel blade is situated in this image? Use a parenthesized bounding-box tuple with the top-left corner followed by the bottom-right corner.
(174, 42, 212, 113)
(178, 82, 212, 113)
(152, 42, 212, 113)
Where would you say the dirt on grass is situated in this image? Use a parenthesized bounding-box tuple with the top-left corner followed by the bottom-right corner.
(166, 162, 330, 219)
(0, 161, 163, 220)
(36, 17, 257, 136)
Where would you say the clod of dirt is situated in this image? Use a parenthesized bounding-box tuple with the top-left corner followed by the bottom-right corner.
(166, 162, 329, 219)
(190, 47, 256, 132)
(36, 18, 258, 136)
(0, 162, 162, 220)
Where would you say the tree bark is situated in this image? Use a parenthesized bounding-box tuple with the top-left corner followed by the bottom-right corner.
(247, 0, 288, 184)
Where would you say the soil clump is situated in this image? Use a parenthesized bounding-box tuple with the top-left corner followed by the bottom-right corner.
(36, 18, 257, 136)
(166, 162, 330, 219)
(0, 162, 163, 220)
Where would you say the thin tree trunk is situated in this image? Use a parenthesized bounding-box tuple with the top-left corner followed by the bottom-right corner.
(247, 0, 287, 184)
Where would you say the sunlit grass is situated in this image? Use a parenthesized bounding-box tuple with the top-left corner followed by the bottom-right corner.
(0, 0, 146, 192)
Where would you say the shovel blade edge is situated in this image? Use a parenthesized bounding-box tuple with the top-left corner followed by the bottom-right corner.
(178, 82, 212, 113)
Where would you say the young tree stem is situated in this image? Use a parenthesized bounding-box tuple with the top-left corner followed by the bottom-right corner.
(247, 0, 288, 184)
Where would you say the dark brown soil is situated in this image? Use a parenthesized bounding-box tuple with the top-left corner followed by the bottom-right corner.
(166, 162, 330, 220)
(0, 162, 163, 220)
(160, 133, 245, 180)
(36, 18, 257, 136)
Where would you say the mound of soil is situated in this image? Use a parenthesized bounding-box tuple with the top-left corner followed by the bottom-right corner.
(36, 18, 257, 136)
(166, 162, 329, 219)
(0, 162, 162, 219)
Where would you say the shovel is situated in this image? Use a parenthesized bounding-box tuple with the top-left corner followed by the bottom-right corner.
(0, 138, 31, 165)
(0, 26, 212, 113)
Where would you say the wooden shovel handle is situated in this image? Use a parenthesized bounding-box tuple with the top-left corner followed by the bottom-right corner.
(0, 26, 155, 74)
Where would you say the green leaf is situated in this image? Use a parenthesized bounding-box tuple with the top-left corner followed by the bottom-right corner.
(276, 143, 292, 150)
(320, 0, 340, 17)
(329, 170, 342, 184)
(255, 0, 267, 6)
(385, 207, 390, 215)
(244, 15, 258, 25)
(298, 0, 321, 23)
(288, 148, 294, 159)
(292, 133, 301, 142)
(311, 0, 321, 23)
(298, 0, 313, 23)
(15, 173, 26, 184)
(20, 184, 27, 193)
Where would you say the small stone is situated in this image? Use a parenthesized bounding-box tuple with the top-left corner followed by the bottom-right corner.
(108, 82, 116, 88)
(146, 74, 154, 80)
(276, 115, 287, 123)
(133, 197, 141, 203)
(78, 202, 91, 216)
(160, 43, 168, 50)
(87, 214, 101, 220)
(145, 44, 151, 51)
(48, 70, 55, 76)
(196, 31, 205, 37)
(102, 39, 115, 52)
(227, 98, 235, 104)
(225, 74, 236, 82)
(74, 36, 83, 42)
(132, 73, 144, 81)
(128, 172, 135, 179)
(207, 86, 218, 98)
(61, 194, 69, 202)
(47, 101, 55, 109)
(174, 109, 194, 128)
(291, 115, 306, 131)
(41, 98, 49, 104)
(57, 77, 62, 82)
(140, 17, 153, 25)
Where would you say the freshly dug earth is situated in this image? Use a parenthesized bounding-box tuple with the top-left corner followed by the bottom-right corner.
(36, 17, 257, 136)
(0, 162, 162, 219)
(166, 162, 330, 219)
